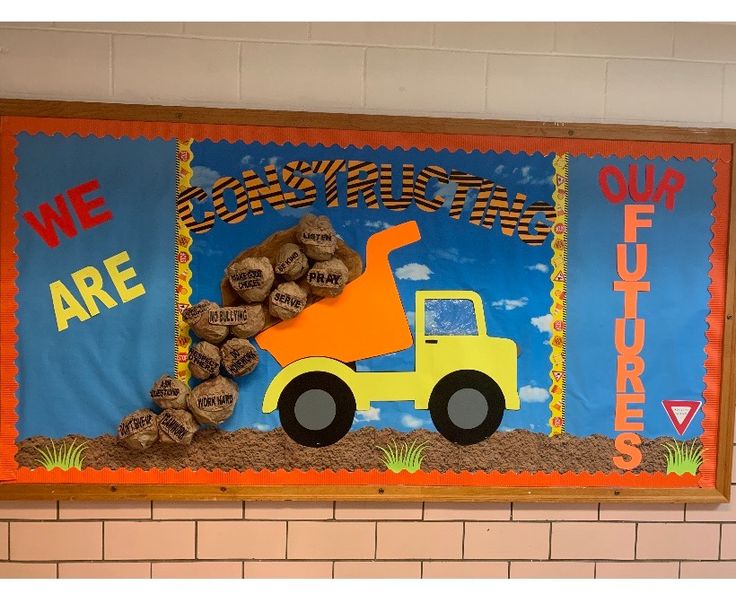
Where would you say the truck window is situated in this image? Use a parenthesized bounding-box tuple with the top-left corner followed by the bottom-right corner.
(424, 299, 478, 336)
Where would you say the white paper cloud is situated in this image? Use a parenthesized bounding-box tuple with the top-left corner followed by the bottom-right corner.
(191, 166, 221, 191)
(401, 414, 425, 429)
(526, 263, 549, 273)
(519, 385, 550, 403)
(531, 313, 552, 334)
(395, 263, 433, 281)
(492, 297, 529, 311)
(365, 220, 393, 230)
(355, 407, 381, 422)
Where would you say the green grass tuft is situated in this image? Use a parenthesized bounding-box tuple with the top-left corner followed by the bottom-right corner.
(377, 439, 428, 473)
(34, 439, 87, 471)
(663, 439, 704, 476)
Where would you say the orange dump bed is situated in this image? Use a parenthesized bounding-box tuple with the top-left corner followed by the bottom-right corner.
(256, 221, 421, 367)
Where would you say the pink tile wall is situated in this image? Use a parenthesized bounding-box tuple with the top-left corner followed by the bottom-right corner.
(1, 498, 734, 578)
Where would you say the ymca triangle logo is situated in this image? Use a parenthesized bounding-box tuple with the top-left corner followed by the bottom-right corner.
(662, 400, 702, 436)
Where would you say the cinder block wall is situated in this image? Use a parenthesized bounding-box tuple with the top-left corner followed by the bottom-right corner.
(0, 22, 735, 579)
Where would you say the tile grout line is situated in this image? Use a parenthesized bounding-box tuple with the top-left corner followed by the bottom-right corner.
(720, 65, 727, 123)
(483, 53, 490, 113)
(602, 60, 609, 118)
(109, 34, 114, 97)
(237, 42, 243, 103)
(670, 23, 676, 59)
(634, 522, 639, 560)
(361, 47, 367, 108)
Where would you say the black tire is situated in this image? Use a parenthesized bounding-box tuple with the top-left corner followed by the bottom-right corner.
(278, 371, 356, 447)
(428, 370, 505, 445)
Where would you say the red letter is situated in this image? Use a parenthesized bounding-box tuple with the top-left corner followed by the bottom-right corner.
(623, 204, 654, 243)
(22, 194, 77, 248)
(652, 167, 686, 210)
(628, 164, 655, 202)
(67, 179, 112, 230)
(613, 432, 642, 470)
(599, 165, 627, 203)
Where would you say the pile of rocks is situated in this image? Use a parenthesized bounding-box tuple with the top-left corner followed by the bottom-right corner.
(220, 214, 363, 326)
(117, 214, 362, 451)
(225, 214, 350, 323)
(118, 373, 240, 450)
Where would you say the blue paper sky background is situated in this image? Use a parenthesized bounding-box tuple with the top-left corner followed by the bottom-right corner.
(566, 156, 714, 440)
(14, 134, 176, 440)
(12, 136, 716, 443)
(189, 140, 557, 436)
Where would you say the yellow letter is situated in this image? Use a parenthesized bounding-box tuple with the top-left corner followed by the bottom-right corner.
(49, 280, 90, 331)
(103, 250, 146, 303)
(71, 265, 118, 316)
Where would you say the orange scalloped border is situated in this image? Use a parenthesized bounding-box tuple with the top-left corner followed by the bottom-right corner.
(698, 143, 731, 488)
(13, 466, 699, 488)
(0, 115, 730, 488)
(0, 118, 19, 480)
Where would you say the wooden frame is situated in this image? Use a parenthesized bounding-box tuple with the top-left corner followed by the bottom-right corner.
(0, 98, 734, 503)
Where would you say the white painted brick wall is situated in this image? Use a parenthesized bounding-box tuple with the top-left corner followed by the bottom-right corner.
(0, 22, 735, 127)
(366, 48, 486, 113)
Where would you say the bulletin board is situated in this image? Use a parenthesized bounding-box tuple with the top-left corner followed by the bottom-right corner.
(0, 99, 734, 502)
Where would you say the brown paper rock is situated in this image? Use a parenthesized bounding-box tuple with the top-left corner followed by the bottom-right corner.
(229, 303, 266, 339)
(269, 281, 308, 320)
(187, 375, 239, 425)
(274, 242, 309, 281)
(306, 258, 349, 297)
(227, 256, 274, 302)
(118, 409, 159, 451)
(182, 300, 228, 344)
(149, 374, 189, 410)
(188, 341, 221, 380)
(158, 409, 199, 445)
(297, 214, 337, 261)
(220, 338, 259, 377)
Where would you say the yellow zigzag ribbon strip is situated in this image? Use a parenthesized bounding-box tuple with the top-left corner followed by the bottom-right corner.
(548, 153, 568, 436)
(175, 139, 194, 384)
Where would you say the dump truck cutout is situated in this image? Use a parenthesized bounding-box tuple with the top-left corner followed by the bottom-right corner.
(257, 221, 420, 365)
(257, 221, 519, 448)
